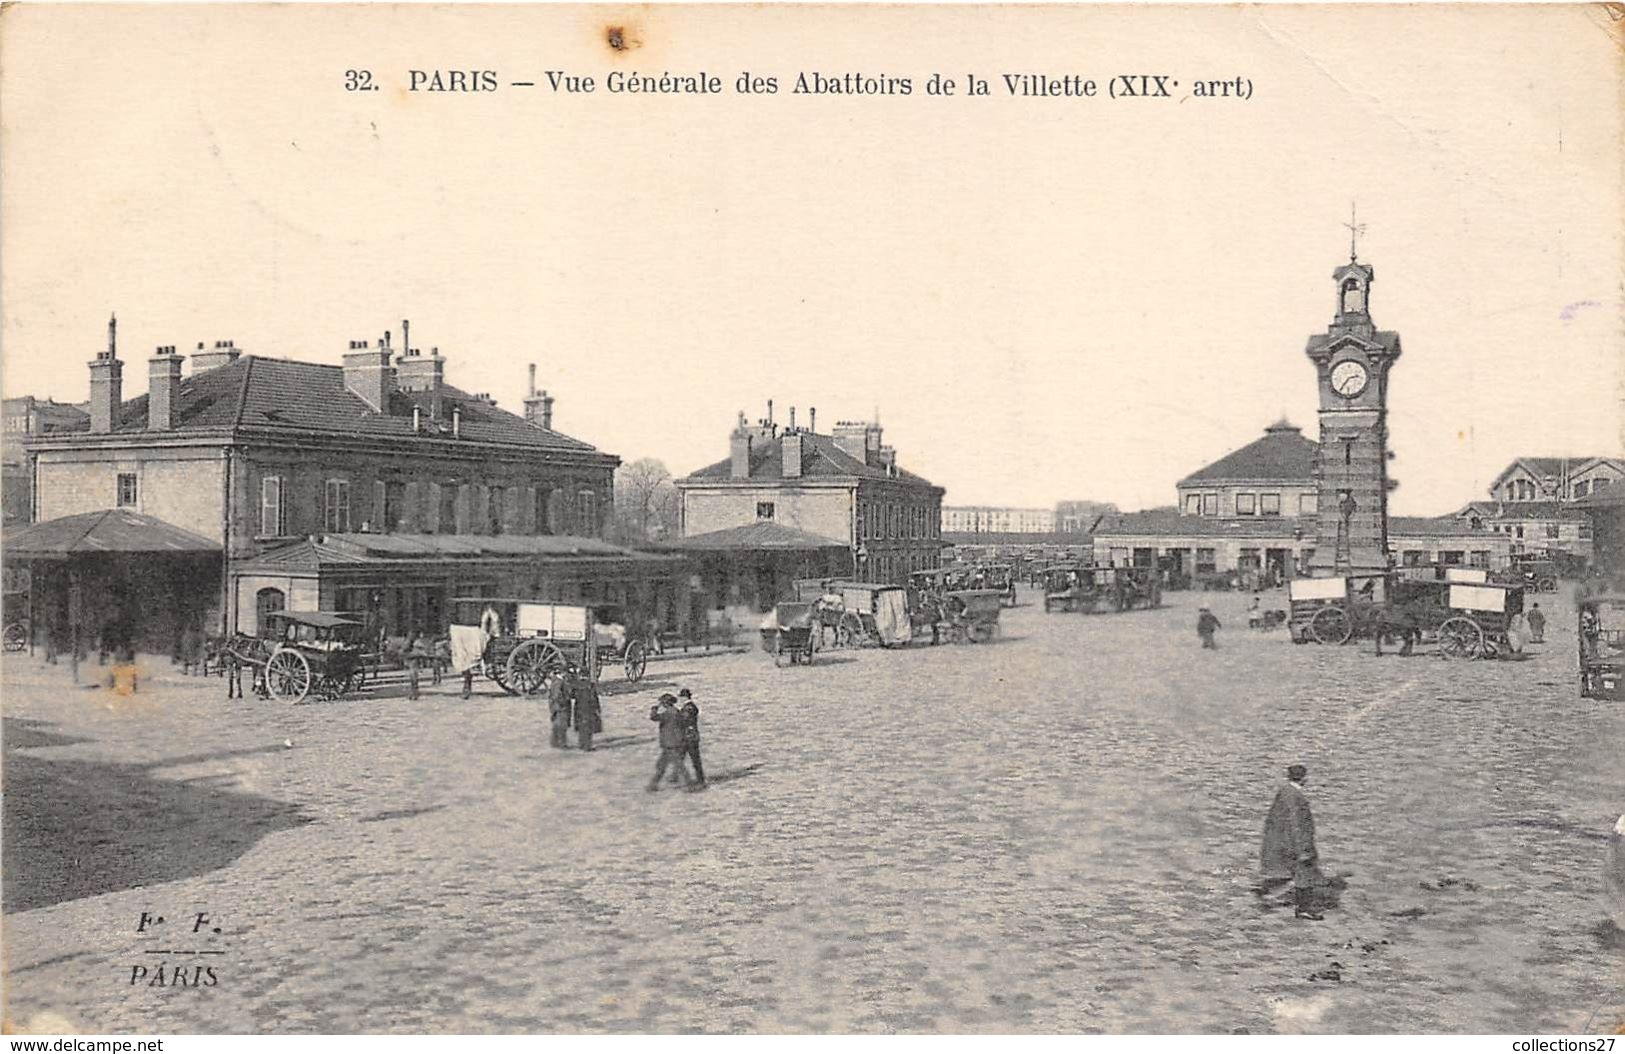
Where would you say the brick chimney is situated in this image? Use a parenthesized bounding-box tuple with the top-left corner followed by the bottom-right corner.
(147, 345, 184, 430)
(396, 344, 445, 419)
(832, 421, 869, 462)
(343, 336, 393, 412)
(191, 340, 242, 373)
(729, 412, 753, 479)
(523, 363, 555, 430)
(782, 432, 803, 479)
(88, 313, 123, 433)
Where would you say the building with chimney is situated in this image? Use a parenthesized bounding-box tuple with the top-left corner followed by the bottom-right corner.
(14, 319, 691, 649)
(1453, 456, 1624, 564)
(1091, 419, 1508, 588)
(672, 405, 945, 615)
(3, 395, 89, 525)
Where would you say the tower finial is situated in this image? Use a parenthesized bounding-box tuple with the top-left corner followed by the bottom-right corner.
(1342, 202, 1367, 263)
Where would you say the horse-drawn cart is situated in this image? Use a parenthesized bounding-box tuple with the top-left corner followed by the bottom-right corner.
(1289, 573, 1525, 659)
(450, 597, 648, 694)
(230, 611, 369, 703)
(1580, 595, 1625, 700)
(760, 601, 818, 666)
(943, 589, 1004, 643)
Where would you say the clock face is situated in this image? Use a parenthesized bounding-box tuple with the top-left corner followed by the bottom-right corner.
(1330, 359, 1369, 398)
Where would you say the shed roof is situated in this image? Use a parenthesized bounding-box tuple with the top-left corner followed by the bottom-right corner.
(671, 521, 849, 551)
(1178, 423, 1318, 486)
(3, 510, 220, 560)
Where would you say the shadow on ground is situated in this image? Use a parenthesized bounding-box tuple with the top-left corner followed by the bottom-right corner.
(3, 718, 312, 914)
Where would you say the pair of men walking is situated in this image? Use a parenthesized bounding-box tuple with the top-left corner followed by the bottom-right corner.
(648, 688, 705, 791)
(547, 667, 602, 751)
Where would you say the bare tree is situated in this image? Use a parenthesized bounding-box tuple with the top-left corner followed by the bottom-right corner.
(613, 458, 679, 543)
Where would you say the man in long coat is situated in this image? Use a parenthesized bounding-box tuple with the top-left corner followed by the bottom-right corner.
(1260, 764, 1326, 920)
(678, 687, 706, 787)
(547, 670, 572, 749)
(647, 693, 692, 790)
(572, 669, 601, 752)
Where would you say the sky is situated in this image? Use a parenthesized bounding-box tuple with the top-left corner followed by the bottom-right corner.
(2, 4, 1619, 514)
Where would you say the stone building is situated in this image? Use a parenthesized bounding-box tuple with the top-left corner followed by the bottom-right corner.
(675, 407, 945, 602)
(1176, 420, 1320, 520)
(941, 506, 1056, 535)
(18, 319, 688, 646)
(2, 396, 88, 525)
(1454, 457, 1624, 563)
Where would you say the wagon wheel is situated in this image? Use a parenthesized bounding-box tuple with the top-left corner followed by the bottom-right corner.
(623, 639, 648, 683)
(837, 612, 864, 648)
(313, 669, 356, 702)
(507, 639, 565, 695)
(968, 621, 996, 644)
(1309, 605, 1353, 645)
(1437, 616, 1484, 660)
(264, 648, 312, 703)
(487, 657, 512, 695)
(2, 622, 27, 652)
(1536, 576, 1557, 593)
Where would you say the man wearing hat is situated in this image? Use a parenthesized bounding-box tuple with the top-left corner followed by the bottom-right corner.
(1260, 764, 1327, 920)
(572, 666, 602, 752)
(1196, 606, 1222, 649)
(648, 693, 692, 790)
(546, 668, 572, 749)
(678, 688, 706, 788)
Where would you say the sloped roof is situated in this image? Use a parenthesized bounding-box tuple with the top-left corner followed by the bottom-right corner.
(681, 431, 940, 489)
(39, 355, 603, 455)
(1489, 457, 1624, 490)
(1178, 423, 1318, 486)
(1389, 516, 1499, 538)
(234, 531, 681, 574)
(1456, 501, 1589, 521)
(671, 521, 849, 550)
(1305, 330, 1402, 356)
(1093, 511, 1302, 539)
(4, 509, 220, 559)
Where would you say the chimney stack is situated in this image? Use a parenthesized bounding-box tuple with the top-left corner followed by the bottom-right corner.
(729, 412, 752, 479)
(522, 364, 554, 430)
(88, 312, 123, 433)
(782, 431, 803, 479)
(452, 405, 461, 438)
(342, 338, 393, 412)
(191, 339, 242, 373)
(147, 345, 184, 430)
(809, 407, 817, 434)
(789, 406, 797, 432)
(395, 342, 445, 419)
(832, 420, 869, 462)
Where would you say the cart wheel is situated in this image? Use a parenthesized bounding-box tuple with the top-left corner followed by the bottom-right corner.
(1309, 605, 1353, 645)
(969, 622, 994, 644)
(624, 639, 648, 683)
(487, 660, 511, 695)
(1437, 616, 1484, 660)
(265, 648, 312, 703)
(2, 622, 26, 652)
(507, 639, 564, 695)
(1536, 576, 1557, 593)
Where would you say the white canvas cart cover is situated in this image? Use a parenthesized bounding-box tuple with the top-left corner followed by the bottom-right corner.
(1289, 577, 1348, 602)
(517, 603, 589, 640)
(1447, 584, 1510, 613)
(1445, 567, 1487, 583)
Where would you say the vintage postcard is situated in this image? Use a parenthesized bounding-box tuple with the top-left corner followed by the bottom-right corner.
(1, 2, 1622, 1038)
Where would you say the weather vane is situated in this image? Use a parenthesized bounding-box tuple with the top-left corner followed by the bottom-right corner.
(1342, 203, 1367, 262)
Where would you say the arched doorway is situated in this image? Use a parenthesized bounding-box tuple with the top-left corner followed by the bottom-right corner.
(255, 587, 285, 637)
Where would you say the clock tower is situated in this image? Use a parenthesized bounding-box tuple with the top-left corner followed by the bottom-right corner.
(1304, 250, 1402, 575)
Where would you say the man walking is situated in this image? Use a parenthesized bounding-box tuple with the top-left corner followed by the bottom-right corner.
(678, 687, 706, 788)
(1260, 764, 1327, 921)
(1527, 602, 1546, 644)
(572, 668, 602, 752)
(547, 669, 572, 749)
(1197, 606, 1221, 649)
(647, 693, 692, 790)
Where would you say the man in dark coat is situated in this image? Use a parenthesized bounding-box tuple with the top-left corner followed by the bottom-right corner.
(1260, 764, 1327, 920)
(647, 693, 692, 790)
(547, 670, 572, 749)
(572, 669, 601, 752)
(1197, 607, 1221, 649)
(1527, 602, 1546, 644)
(678, 687, 705, 788)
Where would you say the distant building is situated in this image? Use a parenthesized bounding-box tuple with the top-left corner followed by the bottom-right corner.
(675, 408, 944, 597)
(1054, 500, 1117, 534)
(942, 506, 1056, 535)
(1175, 419, 1319, 520)
(1456, 457, 1624, 562)
(2, 396, 89, 524)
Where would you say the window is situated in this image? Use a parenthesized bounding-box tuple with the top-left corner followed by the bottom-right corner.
(1109, 547, 1130, 567)
(1515, 525, 1525, 539)
(1470, 551, 1490, 568)
(533, 486, 553, 535)
(1196, 548, 1217, 573)
(577, 489, 597, 535)
(1238, 548, 1261, 570)
(1580, 523, 1593, 539)
(116, 472, 138, 508)
(1260, 493, 1281, 516)
(1184, 494, 1201, 515)
(439, 483, 459, 534)
(1440, 550, 1465, 566)
(1574, 481, 1590, 499)
(254, 588, 285, 636)
(383, 481, 406, 533)
(260, 476, 286, 536)
(487, 486, 504, 535)
(1545, 524, 1561, 540)
(1300, 493, 1319, 516)
(1236, 493, 1257, 516)
(1402, 550, 1426, 567)
(756, 501, 775, 521)
(324, 479, 351, 532)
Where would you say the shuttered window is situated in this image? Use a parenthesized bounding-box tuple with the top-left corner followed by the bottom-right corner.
(261, 476, 286, 536)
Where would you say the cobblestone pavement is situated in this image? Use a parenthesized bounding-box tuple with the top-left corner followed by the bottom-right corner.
(4, 586, 1622, 1034)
